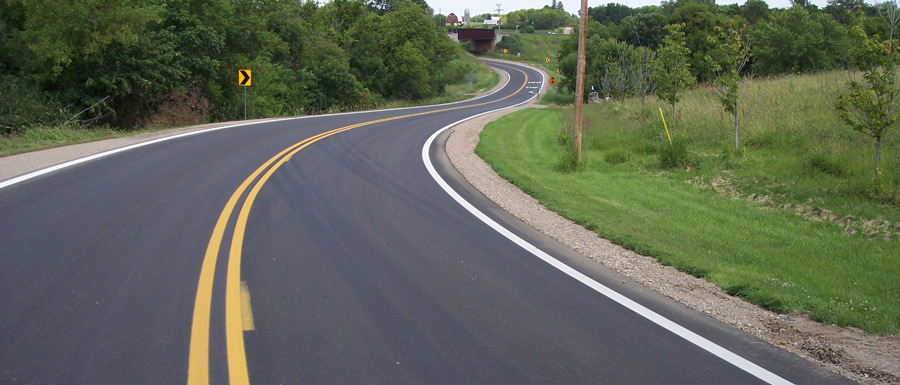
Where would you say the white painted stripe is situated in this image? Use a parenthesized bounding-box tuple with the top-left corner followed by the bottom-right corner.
(0, 63, 514, 190)
(421, 66, 794, 385)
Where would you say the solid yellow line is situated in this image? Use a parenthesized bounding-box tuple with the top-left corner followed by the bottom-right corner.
(240, 282, 255, 331)
(190, 64, 530, 385)
(187, 131, 337, 385)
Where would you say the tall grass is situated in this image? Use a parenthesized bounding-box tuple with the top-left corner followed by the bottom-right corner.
(0, 124, 121, 157)
(599, 71, 899, 212)
(476, 71, 900, 334)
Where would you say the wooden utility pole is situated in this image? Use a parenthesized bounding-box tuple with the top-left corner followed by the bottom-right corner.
(573, 0, 588, 161)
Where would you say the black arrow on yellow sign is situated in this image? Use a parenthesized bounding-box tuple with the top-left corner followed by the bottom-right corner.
(239, 69, 252, 86)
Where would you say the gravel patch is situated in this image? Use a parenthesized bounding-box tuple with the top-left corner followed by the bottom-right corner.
(445, 65, 900, 385)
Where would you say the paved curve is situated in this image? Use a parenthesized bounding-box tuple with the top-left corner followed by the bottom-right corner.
(1, 61, 852, 384)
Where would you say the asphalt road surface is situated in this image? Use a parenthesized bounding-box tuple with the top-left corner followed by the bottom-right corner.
(1, 61, 854, 384)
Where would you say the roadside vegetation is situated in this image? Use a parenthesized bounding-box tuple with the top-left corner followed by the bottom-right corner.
(476, 70, 900, 335)
(471, 0, 900, 333)
(0, 0, 496, 156)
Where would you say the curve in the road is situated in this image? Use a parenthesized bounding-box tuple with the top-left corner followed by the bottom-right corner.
(0, 60, 853, 385)
(188, 65, 532, 385)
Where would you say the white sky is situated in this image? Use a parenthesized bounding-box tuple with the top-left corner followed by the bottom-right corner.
(428, 0, 831, 19)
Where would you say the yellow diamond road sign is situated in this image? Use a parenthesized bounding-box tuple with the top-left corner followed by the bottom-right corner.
(239, 69, 252, 86)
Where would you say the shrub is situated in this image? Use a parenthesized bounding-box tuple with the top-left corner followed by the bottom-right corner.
(525, 25, 535, 34)
(658, 139, 695, 169)
(495, 34, 523, 54)
(0, 75, 65, 135)
(147, 84, 212, 128)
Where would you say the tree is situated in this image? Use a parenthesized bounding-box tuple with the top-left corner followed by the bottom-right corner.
(593, 38, 636, 101)
(824, 0, 866, 24)
(557, 21, 613, 94)
(304, 40, 369, 112)
(836, 12, 900, 178)
(669, 1, 725, 80)
(393, 42, 432, 99)
(743, 0, 771, 24)
(619, 12, 668, 49)
(496, 34, 524, 54)
(589, 3, 632, 25)
(706, 25, 751, 153)
(750, 7, 848, 75)
(652, 23, 695, 128)
(633, 47, 656, 108)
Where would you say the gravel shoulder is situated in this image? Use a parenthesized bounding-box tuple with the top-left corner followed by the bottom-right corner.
(3, 62, 898, 385)
(444, 62, 900, 385)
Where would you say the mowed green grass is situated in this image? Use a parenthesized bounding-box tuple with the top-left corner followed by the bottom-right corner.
(476, 103, 900, 334)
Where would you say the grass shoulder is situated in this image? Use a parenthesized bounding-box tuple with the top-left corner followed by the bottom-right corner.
(475, 73, 899, 334)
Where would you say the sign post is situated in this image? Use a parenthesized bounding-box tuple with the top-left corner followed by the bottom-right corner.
(239, 69, 252, 120)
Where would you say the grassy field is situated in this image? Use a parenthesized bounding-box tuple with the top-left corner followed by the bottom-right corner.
(475, 71, 900, 334)
(0, 51, 497, 157)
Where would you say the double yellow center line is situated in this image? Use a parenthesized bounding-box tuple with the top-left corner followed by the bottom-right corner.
(186, 65, 529, 385)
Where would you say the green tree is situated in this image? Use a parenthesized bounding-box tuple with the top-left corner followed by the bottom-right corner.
(589, 3, 632, 25)
(557, 21, 613, 94)
(590, 39, 640, 102)
(496, 34, 524, 54)
(393, 42, 432, 99)
(348, 13, 390, 97)
(706, 25, 751, 153)
(743, 0, 771, 24)
(633, 47, 657, 108)
(836, 16, 900, 178)
(619, 12, 668, 50)
(652, 23, 695, 128)
(668, 1, 726, 80)
(750, 6, 848, 75)
(303, 40, 369, 112)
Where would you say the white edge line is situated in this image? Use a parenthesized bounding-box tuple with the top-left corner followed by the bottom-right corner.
(0, 62, 515, 191)
(420, 66, 794, 385)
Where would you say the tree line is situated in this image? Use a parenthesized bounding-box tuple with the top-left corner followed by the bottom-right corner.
(0, 0, 469, 133)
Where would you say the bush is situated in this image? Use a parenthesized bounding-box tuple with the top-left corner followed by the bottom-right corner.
(658, 139, 695, 169)
(541, 87, 575, 105)
(147, 84, 212, 128)
(0, 75, 65, 135)
(495, 34, 523, 54)
(525, 25, 535, 34)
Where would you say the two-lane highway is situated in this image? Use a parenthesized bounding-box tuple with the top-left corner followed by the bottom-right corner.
(1, 60, 851, 384)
